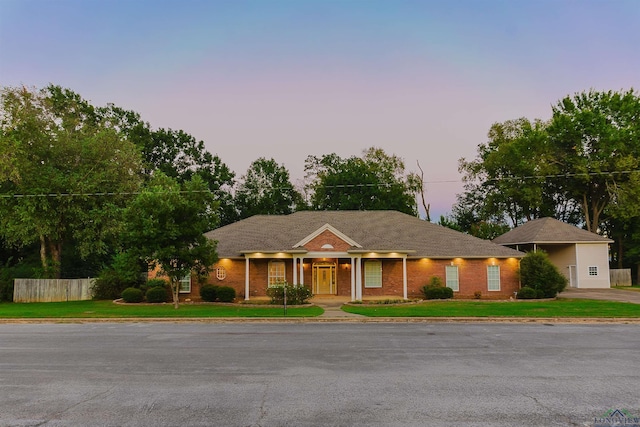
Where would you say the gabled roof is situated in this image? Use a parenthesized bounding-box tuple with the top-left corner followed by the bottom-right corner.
(492, 217, 613, 245)
(205, 210, 524, 259)
(294, 223, 362, 249)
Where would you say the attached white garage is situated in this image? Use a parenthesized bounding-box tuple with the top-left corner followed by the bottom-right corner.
(493, 217, 613, 289)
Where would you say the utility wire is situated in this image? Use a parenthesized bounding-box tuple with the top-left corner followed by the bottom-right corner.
(0, 170, 638, 199)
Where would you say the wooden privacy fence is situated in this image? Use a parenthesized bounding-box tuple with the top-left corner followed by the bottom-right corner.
(609, 269, 632, 287)
(13, 278, 94, 302)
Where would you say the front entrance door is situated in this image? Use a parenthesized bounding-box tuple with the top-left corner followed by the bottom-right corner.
(313, 262, 336, 295)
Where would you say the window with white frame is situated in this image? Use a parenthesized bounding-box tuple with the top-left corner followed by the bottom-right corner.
(487, 265, 500, 291)
(216, 266, 227, 280)
(588, 266, 598, 276)
(364, 260, 382, 288)
(179, 274, 191, 293)
(445, 265, 459, 291)
(268, 261, 286, 286)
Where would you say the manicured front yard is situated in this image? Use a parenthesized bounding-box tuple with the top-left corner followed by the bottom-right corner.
(0, 300, 323, 318)
(342, 299, 640, 318)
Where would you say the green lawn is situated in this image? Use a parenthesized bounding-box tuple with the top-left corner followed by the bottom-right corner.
(342, 299, 640, 318)
(0, 300, 323, 318)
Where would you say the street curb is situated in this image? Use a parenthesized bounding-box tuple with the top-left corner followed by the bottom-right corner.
(1, 317, 640, 324)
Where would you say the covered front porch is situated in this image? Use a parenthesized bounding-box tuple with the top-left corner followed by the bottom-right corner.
(242, 251, 411, 301)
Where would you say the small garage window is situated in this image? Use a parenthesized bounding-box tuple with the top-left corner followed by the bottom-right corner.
(588, 266, 598, 276)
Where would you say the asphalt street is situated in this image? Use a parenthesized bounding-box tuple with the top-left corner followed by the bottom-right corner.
(1, 322, 638, 426)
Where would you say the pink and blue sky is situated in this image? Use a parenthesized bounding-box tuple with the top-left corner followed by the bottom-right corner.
(1, 0, 638, 219)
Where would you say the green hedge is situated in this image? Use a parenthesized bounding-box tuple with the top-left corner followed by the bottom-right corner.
(200, 284, 219, 302)
(121, 287, 144, 303)
(145, 286, 169, 303)
(421, 285, 454, 300)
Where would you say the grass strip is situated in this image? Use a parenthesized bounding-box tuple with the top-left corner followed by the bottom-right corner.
(342, 299, 640, 318)
(0, 300, 323, 318)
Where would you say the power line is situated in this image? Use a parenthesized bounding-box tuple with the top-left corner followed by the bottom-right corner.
(0, 170, 638, 199)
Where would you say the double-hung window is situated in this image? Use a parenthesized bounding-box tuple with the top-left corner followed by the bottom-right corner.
(445, 265, 459, 291)
(364, 260, 382, 288)
(179, 274, 191, 293)
(487, 265, 500, 291)
(268, 261, 286, 286)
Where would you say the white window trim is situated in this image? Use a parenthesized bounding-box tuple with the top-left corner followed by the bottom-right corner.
(268, 260, 286, 287)
(487, 265, 500, 291)
(588, 266, 598, 276)
(216, 266, 227, 280)
(179, 274, 191, 293)
(445, 265, 459, 292)
(364, 260, 382, 288)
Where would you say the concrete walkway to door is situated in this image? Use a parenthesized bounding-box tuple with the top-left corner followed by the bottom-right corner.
(557, 287, 640, 304)
(311, 296, 365, 318)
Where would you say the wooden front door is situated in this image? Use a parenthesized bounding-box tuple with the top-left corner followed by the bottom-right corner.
(313, 263, 336, 295)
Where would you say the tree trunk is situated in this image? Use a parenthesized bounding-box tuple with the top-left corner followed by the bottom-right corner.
(39, 235, 47, 273)
(48, 240, 62, 279)
(171, 278, 180, 309)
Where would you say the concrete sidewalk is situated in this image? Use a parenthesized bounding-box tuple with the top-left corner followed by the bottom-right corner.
(310, 296, 365, 318)
(557, 287, 640, 304)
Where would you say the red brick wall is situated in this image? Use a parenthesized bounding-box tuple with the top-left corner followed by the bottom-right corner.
(304, 230, 353, 252)
(194, 256, 521, 301)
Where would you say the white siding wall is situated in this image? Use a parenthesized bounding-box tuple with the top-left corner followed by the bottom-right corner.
(544, 244, 576, 282)
(575, 243, 610, 288)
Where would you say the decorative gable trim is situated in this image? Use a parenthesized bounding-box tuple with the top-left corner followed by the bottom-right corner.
(294, 223, 362, 249)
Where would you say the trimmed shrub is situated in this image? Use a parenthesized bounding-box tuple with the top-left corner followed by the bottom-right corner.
(421, 285, 454, 300)
(267, 283, 313, 305)
(146, 278, 168, 288)
(519, 251, 568, 298)
(200, 284, 219, 302)
(145, 286, 169, 303)
(216, 286, 236, 303)
(516, 286, 538, 299)
(121, 287, 144, 303)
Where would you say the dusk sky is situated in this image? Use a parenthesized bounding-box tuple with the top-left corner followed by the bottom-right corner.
(1, 0, 638, 219)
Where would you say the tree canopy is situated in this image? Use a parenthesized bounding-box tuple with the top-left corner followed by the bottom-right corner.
(0, 85, 142, 277)
(304, 147, 421, 215)
(235, 157, 304, 219)
(453, 88, 640, 271)
(123, 173, 219, 308)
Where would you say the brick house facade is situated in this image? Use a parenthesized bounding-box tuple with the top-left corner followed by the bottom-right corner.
(186, 211, 524, 301)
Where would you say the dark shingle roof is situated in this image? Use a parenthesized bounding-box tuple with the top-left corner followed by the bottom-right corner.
(205, 211, 524, 259)
(492, 217, 613, 245)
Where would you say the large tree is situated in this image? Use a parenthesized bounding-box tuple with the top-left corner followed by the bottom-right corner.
(94, 105, 237, 226)
(458, 118, 580, 228)
(0, 85, 142, 277)
(547, 89, 640, 233)
(123, 173, 218, 308)
(235, 157, 304, 219)
(305, 147, 421, 215)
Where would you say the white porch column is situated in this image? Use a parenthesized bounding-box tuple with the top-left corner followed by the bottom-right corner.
(355, 257, 363, 300)
(244, 257, 250, 300)
(293, 257, 298, 285)
(299, 258, 304, 285)
(402, 256, 408, 300)
(350, 257, 356, 301)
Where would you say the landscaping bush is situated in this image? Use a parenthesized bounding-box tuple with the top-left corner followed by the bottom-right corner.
(516, 286, 538, 299)
(200, 284, 219, 302)
(145, 286, 169, 303)
(421, 285, 454, 300)
(146, 278, 169, 288)
(92, 252, 145, 300)
(267, 283, 313, 305)
(519, 251, 568, 298)
(121, 287, 144, 303)
(216, 286, 236, 303)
